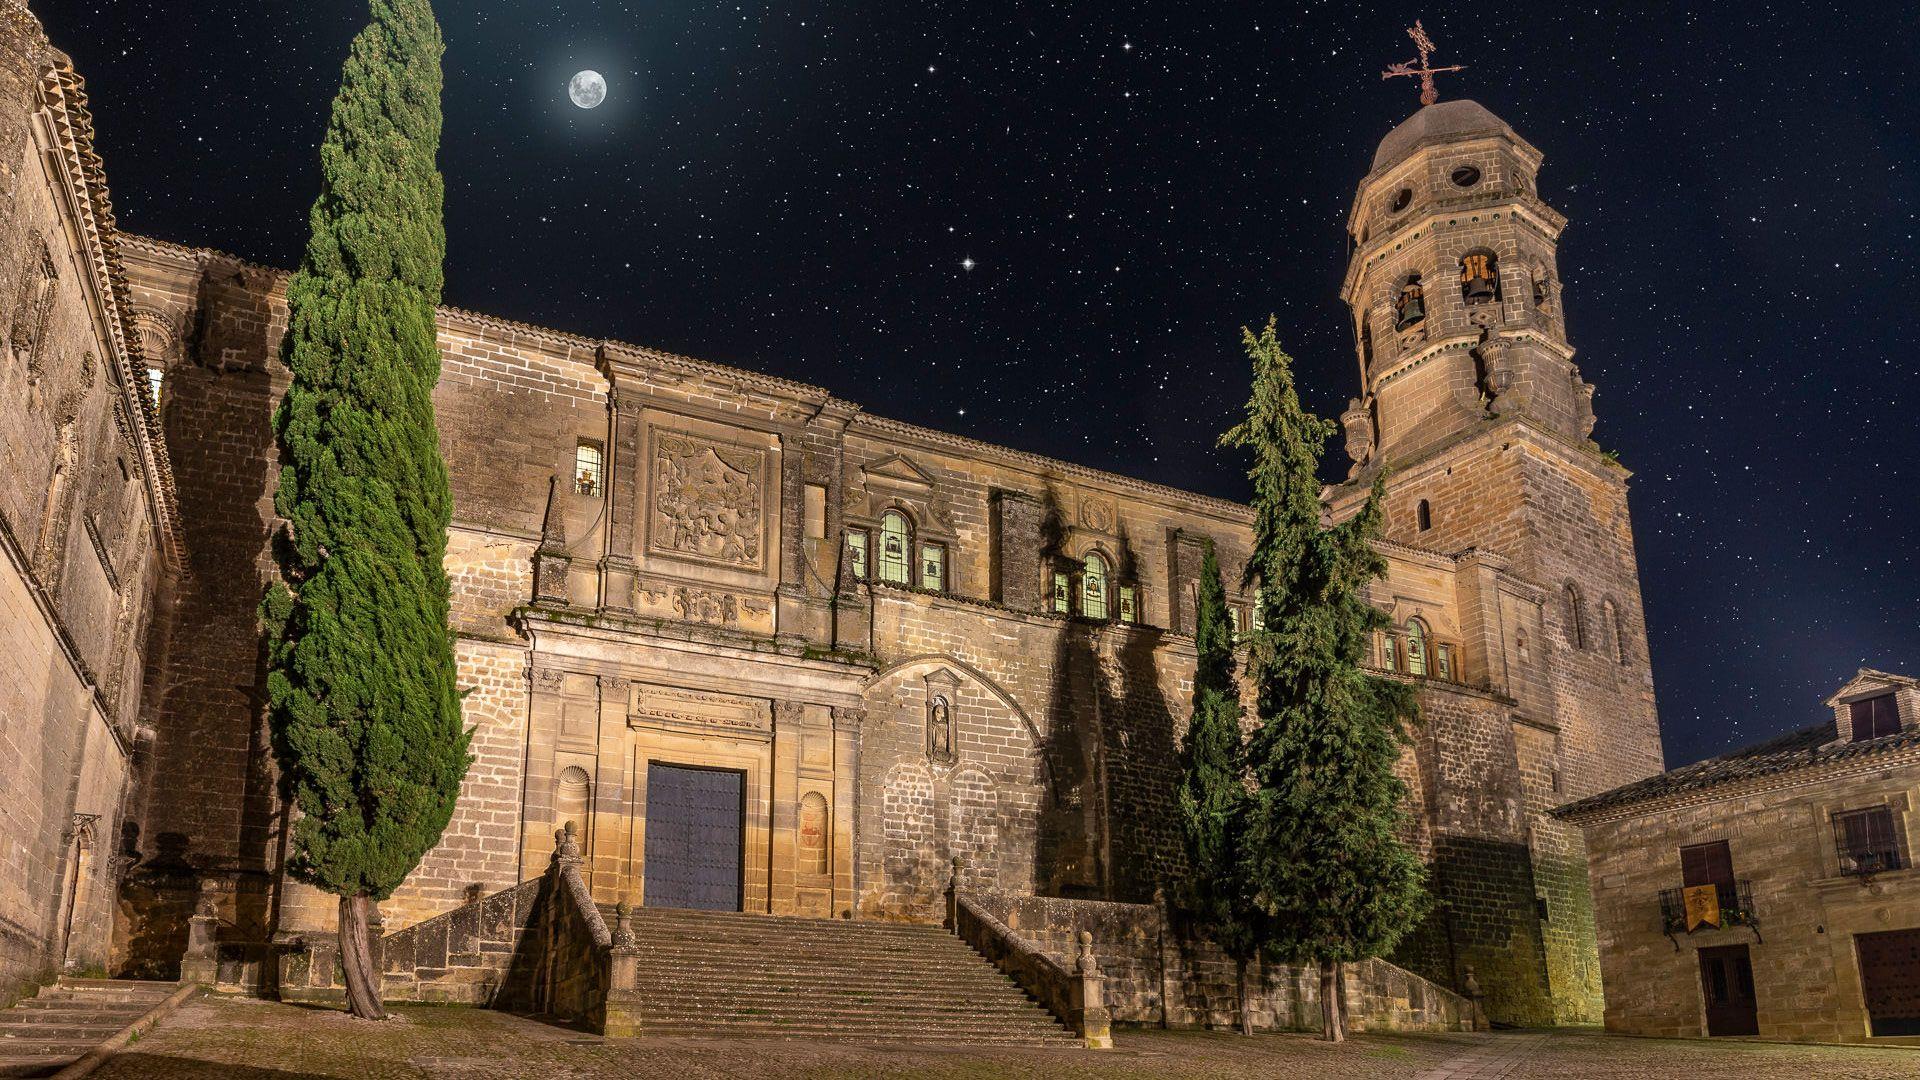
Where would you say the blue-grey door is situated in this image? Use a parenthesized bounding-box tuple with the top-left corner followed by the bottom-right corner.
(642, 763, 745, 911)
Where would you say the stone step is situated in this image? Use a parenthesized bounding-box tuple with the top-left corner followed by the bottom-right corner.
(620, 967, 1024, 993)
(0, 1039, 99, 1058)
(615, 985, 1043, 1008)
(0, 1009, 146, 1029)
(14, 991, 157, 1006)
(613, 910, 956, 940)
(613, 993, 1055, 1019)
(0, 1021, 131, 1042)
(0, 1055, 80, 1079)
(616, 953, 1017, 979)
(610, 1018, 1070, 1042)
(617, 1009, 1068, 1032)
(50, 978, 174, 995)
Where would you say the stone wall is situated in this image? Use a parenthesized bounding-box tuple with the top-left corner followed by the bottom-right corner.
(969, 890, 1473, 1033)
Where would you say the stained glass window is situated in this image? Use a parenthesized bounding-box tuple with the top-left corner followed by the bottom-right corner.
(1381, 633, 1398, 672)
(1435, 644, 1453, 682)
(1117, 585, 1137, 624)
(1052, 571, 1071, 614)
(879, 511, 910, 584)
(920, 543, 945, 591)
(1082, 554, 1109, 619)
(845, 530, 868, 580)
(1406, 619, 1428, 677)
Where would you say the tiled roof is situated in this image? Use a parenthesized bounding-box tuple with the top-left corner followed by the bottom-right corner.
(1552, 722, 1920, 823)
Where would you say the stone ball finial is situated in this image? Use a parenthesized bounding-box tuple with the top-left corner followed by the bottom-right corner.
(1075, 930, 1100, 976)
(612, 898, 636, 947)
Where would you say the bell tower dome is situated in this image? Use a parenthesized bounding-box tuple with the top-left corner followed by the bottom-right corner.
(1337, 98, 1589, 473)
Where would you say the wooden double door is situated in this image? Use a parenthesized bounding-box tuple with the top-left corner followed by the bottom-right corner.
(642, 763, 746, 912)
(1698, 945, 1759, 1036)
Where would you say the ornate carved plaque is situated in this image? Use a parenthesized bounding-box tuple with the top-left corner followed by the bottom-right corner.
(649, 428, 764, 569)
(1078, 494, 1116, 534)
(627, 684, 772, 740)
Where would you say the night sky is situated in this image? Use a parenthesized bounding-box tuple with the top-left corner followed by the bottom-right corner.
(42, 3, 1918, 766)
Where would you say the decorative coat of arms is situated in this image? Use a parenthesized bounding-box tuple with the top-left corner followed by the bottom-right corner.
(650, 430, 764, 568)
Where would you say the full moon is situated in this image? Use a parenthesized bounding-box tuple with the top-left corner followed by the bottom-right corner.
(568, 70, 606, 110)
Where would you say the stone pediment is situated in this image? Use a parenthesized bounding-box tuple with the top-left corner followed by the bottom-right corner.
(861, 454, 936, 491)
(1825, 668, 1918, 707)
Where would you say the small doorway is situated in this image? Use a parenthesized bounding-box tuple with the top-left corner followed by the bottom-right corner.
(1698, 944, 1759, 1036)
(642, 763, 745, 912)
(1857, 928, 1920, 1036)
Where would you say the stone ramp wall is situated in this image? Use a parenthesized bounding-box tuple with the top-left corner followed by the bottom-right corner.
(972, 890, 1473, 1033)
(378, 878, 542, 1005)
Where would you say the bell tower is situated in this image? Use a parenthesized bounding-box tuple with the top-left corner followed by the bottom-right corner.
(1337, 98, 1590, 472)
(1330, 26, 1665, 1028)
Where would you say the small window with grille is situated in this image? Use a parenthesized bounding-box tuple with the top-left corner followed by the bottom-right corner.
(1052, 570, 1071, 614)
(1835, 807, 1903, 875)
(1117, 584, 1137, 624)
(573, 442, 604, 497)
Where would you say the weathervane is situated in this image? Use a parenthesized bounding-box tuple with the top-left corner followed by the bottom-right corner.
(1382, 20, 1465, 107)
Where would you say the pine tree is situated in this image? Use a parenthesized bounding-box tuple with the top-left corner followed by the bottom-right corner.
(259, 0, 469, 1021)
(1174, 541, 1257, 1033)
(1222, 317, 1425, 1043)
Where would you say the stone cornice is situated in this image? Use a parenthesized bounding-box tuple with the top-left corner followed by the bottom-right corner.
(35, 56, 182, 572)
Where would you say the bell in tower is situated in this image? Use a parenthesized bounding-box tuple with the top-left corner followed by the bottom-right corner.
(1460, 252, 1498, 304)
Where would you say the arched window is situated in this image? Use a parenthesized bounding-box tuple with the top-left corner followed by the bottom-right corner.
(878, 510, 911, 584)
(1604, 599, 1627, 665)
(1564, 584, 1586, 650)
(1416, 499, 1433, 532)
(1394, 273, 1426, 331)
(1406, 619, 1429, 677)
(1081, 553, 1110, 620)
(1461, 250, 1499, 305)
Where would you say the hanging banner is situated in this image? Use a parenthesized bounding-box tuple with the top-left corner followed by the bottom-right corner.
(1683, 884, 1722, 931)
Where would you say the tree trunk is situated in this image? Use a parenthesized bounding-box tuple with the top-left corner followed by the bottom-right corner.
(339, 894, 387, 1020)
(1235, 954, 1253, 1035)
(1318, 958, 1345, 1043)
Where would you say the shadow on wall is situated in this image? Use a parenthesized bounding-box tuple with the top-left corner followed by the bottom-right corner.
(121, 264, 284, 979)
(1392, 833, 1555, 1027)
(1033, 505, 1181, 904)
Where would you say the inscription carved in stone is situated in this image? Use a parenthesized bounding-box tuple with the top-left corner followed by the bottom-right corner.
(627, 684, 772, 738)
(650, 429, 763, 569)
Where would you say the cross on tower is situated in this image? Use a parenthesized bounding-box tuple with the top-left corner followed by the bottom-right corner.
(1382, 20, 1465, 107)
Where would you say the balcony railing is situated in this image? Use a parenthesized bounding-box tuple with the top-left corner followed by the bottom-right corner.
(1659, 880, 1759, 938)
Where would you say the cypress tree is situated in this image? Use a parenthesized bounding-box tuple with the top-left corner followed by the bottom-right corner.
(260, 0, 469, 1020)
(1222, 317, 1425, 1043)
(1174, 541, 1257, 1033)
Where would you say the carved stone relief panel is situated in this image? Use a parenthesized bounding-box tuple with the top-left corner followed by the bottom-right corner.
(648, 427, 766, 570)
(630, 575, 777, 636)
(627, 682, 773, 741)
(1076, 492, 1116, 534)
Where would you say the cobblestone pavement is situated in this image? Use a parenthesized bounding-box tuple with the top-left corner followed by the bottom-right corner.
(89, 997, 1918, 1080)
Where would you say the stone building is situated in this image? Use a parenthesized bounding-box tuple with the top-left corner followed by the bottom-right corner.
(0, 2, 1663, 1028)
(1556, 669, 1920, 1043)
(0, 5, 180, 1002)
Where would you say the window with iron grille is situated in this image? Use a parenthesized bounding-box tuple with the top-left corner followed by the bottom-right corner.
(1850, 694, 1901, 742)
(1834, 807, 1903, 875)
(573, 442, 603, 497)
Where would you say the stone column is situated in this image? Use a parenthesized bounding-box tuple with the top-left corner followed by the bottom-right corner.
(767, 701, 803, 914)
(589, 675, 632, 904)
(599, 380, 641, 613)
(831, 705, 863, 918)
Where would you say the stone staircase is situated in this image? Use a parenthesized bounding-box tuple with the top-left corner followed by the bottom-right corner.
(0, 978, 175, 1077)
(604, 905, 1075, 1044)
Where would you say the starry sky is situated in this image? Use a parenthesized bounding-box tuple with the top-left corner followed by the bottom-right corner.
(43, 2, 1918, 766)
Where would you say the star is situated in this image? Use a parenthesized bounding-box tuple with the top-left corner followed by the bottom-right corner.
(960, 257, 976, 272)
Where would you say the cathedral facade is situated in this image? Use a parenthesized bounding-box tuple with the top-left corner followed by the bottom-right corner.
(0, 3, 1659, 1027)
